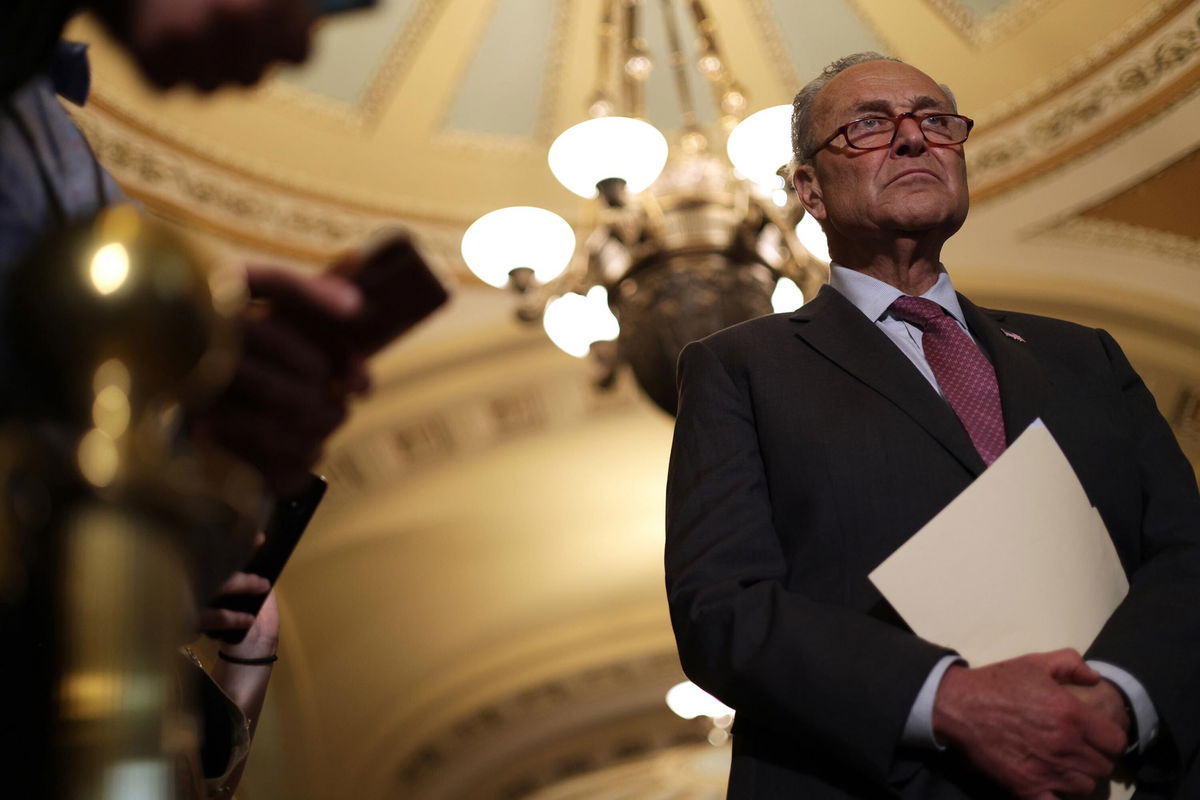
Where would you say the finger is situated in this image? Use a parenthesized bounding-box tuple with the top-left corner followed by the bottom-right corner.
(242, 317, 336, 385)
(326, 249, 364, 279)
(1039, 648, 1093, 682)
(214, 571, 271, 597)
(198, 607, 257, 632)
(1042, 730, 1117, 780)
(202, 406, 330, 475)
(218, 358, 349, 433)
(1081, 715, 1128, 758)
(345, 356, 372, 395)
(1056, 769, 1098, 797)
(246, 264, 361, 319)
(1066, 661, 1102, 685)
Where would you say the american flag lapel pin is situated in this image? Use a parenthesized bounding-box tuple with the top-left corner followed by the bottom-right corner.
(1001, 328, 1026, 343)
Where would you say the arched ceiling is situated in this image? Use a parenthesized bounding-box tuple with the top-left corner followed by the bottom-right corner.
(58, 1, 1200, 798)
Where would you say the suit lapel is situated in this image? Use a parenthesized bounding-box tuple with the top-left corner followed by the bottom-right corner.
(791, 286, 986, 476)
(957, 294, 1049, 444)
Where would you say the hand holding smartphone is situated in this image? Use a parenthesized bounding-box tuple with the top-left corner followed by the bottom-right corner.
(207, 474, 328, 643)
(338, 233, 451, 356)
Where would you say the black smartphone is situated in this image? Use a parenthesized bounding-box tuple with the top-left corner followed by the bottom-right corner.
(208, 474, 328, 643)
(314, 0, 378, 15)
(341, 234, 450, 356)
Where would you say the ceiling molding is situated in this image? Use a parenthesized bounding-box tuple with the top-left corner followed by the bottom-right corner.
(253, 75, 368, 132)
(969, 5, 1200, 200)
(1047, 217, 1200, 266)
(69, 100, 491, 266)
(319, 353, 645, 513)
(971, 0, 1192, 125)
(389, 649, 696, 799)
(356, 0, 456, 126)
(924, 0, 1063, 46)
(524, 743, 731, 800)
(841, 0, 903, 57)
(744, 0, 803, 95)
(535, 0, 574, 142)
(75, 93, 453, 222)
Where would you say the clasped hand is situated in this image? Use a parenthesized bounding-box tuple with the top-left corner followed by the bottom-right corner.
(932, 648, 1130, 799)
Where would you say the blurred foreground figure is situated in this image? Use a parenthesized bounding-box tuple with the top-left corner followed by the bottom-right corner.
(0, 2, 401, 797)
(2, 0, 317, 96)
(666, 52, 1200, 799)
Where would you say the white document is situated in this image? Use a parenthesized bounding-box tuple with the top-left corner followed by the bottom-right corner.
(869, 420, 1133, 799)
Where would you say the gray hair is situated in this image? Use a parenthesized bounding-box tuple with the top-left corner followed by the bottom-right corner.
(789, 52, 958, 169)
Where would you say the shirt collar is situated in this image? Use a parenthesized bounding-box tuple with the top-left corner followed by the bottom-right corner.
(49, 41, 91, 106)
(828, 262, 967, 327)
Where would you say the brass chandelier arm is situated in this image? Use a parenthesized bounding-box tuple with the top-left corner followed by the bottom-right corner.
(590, 0, 619, 116)
(657, 0, 701, 134)
(622, 0, 647, 120)
(686, 0, 748, 124)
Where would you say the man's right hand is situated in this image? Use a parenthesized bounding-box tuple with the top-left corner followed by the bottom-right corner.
(191, 264, 368, 496)
(931, 648, 1128, 799)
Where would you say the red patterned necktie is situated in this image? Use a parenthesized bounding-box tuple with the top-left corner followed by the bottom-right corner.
(889, 296, 1006, 465)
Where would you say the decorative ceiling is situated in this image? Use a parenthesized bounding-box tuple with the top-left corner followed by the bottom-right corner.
(57, 1, 1200, 798)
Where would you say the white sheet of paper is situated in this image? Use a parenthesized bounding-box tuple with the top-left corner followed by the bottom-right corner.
(869, 420, 1133, 799)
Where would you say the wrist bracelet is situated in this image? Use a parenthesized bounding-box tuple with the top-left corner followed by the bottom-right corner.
(218, 651, 278, 665)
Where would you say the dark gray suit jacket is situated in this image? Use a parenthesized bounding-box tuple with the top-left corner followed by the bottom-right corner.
(665, 285, 1200, 798)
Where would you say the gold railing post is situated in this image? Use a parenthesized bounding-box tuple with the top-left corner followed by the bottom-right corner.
(1, 205, 258, 798)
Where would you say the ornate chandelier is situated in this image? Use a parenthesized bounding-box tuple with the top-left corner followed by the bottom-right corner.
(461, 0, 830, 414)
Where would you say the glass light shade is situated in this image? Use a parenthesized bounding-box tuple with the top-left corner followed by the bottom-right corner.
(548, 117, 669, 198)
(665, 681, 735, 720)
(461, 206, 576, 288)
(726, 104, 794, 188)
(771, 277, 804, 313)
(542, 286, 619, 358)
(795, 213, 831, 264)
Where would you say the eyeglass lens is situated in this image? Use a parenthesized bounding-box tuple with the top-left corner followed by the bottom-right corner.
(846, 115, 969, 148)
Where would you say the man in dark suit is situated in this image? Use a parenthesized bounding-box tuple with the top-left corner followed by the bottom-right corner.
(665, 52, 1200, 799)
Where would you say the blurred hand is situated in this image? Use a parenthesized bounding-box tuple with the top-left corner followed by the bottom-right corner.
(192, 263, 369, 496)
(198, 570, 271, 641)
(200, 567, 280, 657)
(932, 648, 1127, 799)
(98, 0, 316, 90)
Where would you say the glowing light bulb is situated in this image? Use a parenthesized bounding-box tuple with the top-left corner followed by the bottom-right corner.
(665, 681, 735, 720)
(726, 105, 793, 189)
(795, 214, 831, 264)
(461, 207, 576, 288)
(542, 286, 620, 358)
(771, 277, 805, 312)
(548, 117, 669, 198)
(89, 242, 130, 295)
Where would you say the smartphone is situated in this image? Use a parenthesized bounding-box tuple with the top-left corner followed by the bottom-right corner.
(314, 0, 378, 15)
(208, 474, 328, 643)
(340, 234, 451, 356)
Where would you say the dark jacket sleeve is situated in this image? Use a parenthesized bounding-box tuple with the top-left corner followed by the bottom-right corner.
(1084, 329, 1200, 785)
(0, 1, 77, 100)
